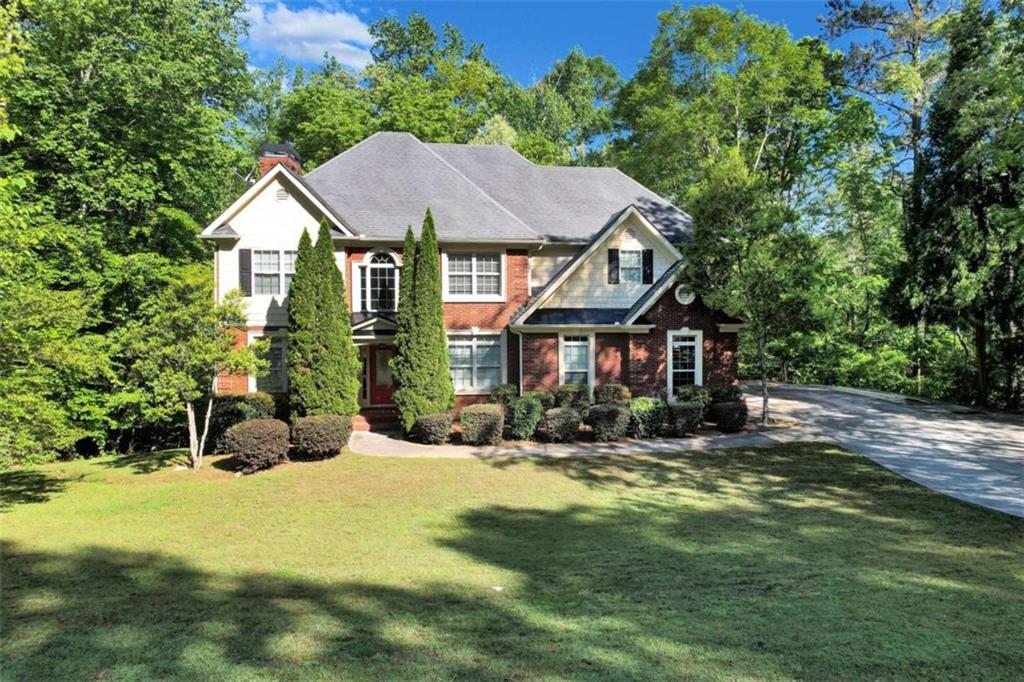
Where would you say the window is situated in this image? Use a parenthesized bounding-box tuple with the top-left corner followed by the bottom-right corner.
(256, 338, 287, 392)
(252, 250, 297, 296)
(560, 335, 591, 386)
(357, 252, 398, 312)
(445, 253, 503, 299)
(668, 329, 703, 398)
(620, 250, 642, 283)
(447, 333, 502, 392)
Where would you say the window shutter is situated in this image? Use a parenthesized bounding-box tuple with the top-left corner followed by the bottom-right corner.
(238, 249, 252, 296)
(642, 249, 654, 284)
(607, 249, 619, 284)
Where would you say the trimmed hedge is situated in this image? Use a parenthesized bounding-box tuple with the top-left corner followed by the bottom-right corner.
(224, 418, 290, 473)
(523, 390, 555, 410)
(674, 385, 711, 413)
(544, 407, 580, 443)
(508, 394, 544, 440)
(628, 397, 668, 438)
(414, 413, 452, 444)
(489, 384, 518, 408)
(712, 401, 748, 433)
(708, 382, 743, 404)
(585, 403, 630, 442)
(594, 383, 631, 405)
(210, 392, 276, 453)
(555, 384, 590, 409)
(291, 415, 351, 459)
(669, 402, 703, 436)
(460, 404, 505, 445)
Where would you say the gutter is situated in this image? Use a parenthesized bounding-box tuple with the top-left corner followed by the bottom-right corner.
(510, 324, 655, 334)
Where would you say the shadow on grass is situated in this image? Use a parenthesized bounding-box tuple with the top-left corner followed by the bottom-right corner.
(0, 470, 74, 511)
(102, 449, 190, 475)
(3, 444, 1023, 679)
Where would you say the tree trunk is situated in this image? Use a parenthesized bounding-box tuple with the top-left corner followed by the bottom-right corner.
(196, 395, 214, 470)
(185, 401, 200, 470)
(758, 330, 769, 425)
(974, 319, 989, 406)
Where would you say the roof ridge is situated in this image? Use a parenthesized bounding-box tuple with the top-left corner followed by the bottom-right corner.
(305, 131, 392, 179)
(419, 139, 541, 238)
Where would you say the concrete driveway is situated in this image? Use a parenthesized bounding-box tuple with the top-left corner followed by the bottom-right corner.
(751, 384, 1024, 518)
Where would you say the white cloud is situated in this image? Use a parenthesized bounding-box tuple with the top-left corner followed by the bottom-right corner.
(245, 1, 372, 69)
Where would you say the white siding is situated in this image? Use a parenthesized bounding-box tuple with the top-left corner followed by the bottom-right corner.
(541, 213, 678, 309)
(529, 245, 579, 293)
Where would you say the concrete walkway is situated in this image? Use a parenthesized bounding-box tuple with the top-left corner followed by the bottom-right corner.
(348, 386, 1024, 518)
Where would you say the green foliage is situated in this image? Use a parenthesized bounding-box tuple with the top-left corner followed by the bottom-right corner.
(508, 395, 545, 440)
(669, 402, 703, 437)
(628, 397, 668, 438)
(391, 226, 419, 433)
(470, 114, 518, 147)
(287, 230, 318, 419)
(584, 403, 631, 442)
(711, 402, 749, 433)
(593, 384, 631, 404)
(210, 392, 276, 454)
(555, 384, 590, 409)
(674, 385, 711, 411)
(522, 390, 555, 410)
(291, 415, 352, 460)
(413, 413, 453, 445)
(488, 384, 518, 407)
(459, 404, 505, 446)
(224, 418, 290, 473)
(544, 407, 581, 443)
(707, 383, 743, 404)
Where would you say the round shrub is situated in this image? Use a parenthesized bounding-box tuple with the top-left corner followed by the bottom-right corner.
(413, 413, 453, 444)
(489, 383, 518, 408)
(460, 404, 505, 446)
(628, 397, 668, 438)
(594, 383, 631, 404)
(508, 394, 544, 440)
(585, 403, 630, 442)
(712, 401, 748, 433)
(210, 392, 276, 453)
(708, 382, 743, 404)
(522, 390, 555, 410)
(555, 384, 590, 409)
(224, 418, 290, 473)
(544, 407, 581, 443)
(674, 385, 711, 414)
(291, 415, 352, 459)
(669, 402, 703, 437)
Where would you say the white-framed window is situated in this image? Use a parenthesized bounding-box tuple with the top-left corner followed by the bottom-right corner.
(620, 249, 643, 283)
(447, 331, 504, 393)
(443, 252, 505, 301)
(559, 333, 594, 387)
(252, 249, 297, 296)
(668, 328, 704, 399)
(250, 334, 287, 393)
(354, 251, 399, 312)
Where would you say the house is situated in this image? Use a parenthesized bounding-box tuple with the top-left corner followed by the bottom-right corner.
(201, 133, 741, 422)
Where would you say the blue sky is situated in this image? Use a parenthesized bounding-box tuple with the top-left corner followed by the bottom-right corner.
(244, 1, 832, 83)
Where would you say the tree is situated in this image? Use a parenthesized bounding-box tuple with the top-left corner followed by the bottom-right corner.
(391, 225, 419, 432)
(287, 230, 318, 418)
(123, 266, 265, 469)
(312, 220, 361, 416)
(470, 114, 518, 147)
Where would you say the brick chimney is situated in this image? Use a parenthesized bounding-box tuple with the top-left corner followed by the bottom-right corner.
(258, 142, 303, 176)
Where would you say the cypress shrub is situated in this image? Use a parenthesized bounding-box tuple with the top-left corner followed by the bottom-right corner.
(508, 394, 544, 440)
(544, 407, 580, 443)
(712, 401, 748, 433)
(489, 384, 517, 408)
(669, 402, 703, 436)
(459, 404, 504, 445)
(286, 229, 318, 419)
(292, 415, 352, 459)
(210, 392, 276, 453)
(555, 384, 590, 409)
(391, 225, 419, 433)
(585, 403, 631, 442)
(312, 220, 360, 416)
(523, 390, 555, 410)
(628, 397, 668, 438)
(594, 383, 631, 404)
(224, 419, 290, 473)
(414, 412, 453, 444)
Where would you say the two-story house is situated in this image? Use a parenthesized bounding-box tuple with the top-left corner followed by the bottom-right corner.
(201, 133, 741, 422)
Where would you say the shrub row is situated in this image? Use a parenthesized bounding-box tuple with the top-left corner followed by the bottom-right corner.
(223, 414, 353, 474)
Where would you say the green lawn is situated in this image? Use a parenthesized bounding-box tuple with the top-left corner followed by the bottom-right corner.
(2, 444, 1022, 681)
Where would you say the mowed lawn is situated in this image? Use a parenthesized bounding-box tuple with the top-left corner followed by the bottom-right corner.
(2, 443, 1022, 681)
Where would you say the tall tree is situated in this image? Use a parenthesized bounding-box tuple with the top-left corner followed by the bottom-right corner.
(287, 229, 319, 418)
(391, 226, 419, 433)
(312, 220, 361, 416)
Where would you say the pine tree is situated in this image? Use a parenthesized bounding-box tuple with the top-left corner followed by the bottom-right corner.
(313, 219, 361, 415)
(411, 209, 454, 414)
(392, 225, 420, 432)
(287, 229, 318, 418)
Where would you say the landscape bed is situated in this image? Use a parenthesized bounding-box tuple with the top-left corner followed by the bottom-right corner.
(2, 443, 1022, 680)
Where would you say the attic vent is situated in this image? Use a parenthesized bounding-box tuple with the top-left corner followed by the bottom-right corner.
(275, 187, 289, 202)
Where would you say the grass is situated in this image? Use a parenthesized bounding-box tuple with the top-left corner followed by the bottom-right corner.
(2, 443, 1022, 681)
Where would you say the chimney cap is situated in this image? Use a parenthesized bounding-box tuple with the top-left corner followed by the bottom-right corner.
(258, 141, 303, 165)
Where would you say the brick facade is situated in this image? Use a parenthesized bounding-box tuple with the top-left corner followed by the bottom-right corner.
(521, 334, 559, 392)
(216, 329, 251, 394)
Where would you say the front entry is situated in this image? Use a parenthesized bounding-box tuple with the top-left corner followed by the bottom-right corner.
(367, 344, 395, 405)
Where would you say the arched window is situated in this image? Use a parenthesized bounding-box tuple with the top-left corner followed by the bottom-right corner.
(358, 251, 398, 311)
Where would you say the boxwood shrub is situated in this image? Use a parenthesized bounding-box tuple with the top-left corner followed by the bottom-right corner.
(708, 382, 744, 404)
(224, 418, 290, 473)
(522, 390, 555, 410)
(460, 404, 505, 445)
(508, 394, 544, 440)
(555, 384, 590, 409)
(489, 383, 518, 408)
(628, 397, 668, 438)
(669, 402, 703, 437)
(674, 385, 711, 414)
(210, 392, 276, 453)
(712, 401, 748, 433)
(593, 383, 631, 404)
(585, 403, 630, 442)
(544, 407, 580, 443)
(291, 415, 352, 459)
(414, 413, 453, 444)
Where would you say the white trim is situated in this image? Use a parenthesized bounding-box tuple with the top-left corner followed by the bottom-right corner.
(674, 286, 696, 305)
(558, 332, 596, 393)
(351, 315, 398, 332)
(445, 328, 507, 395)
(442, 251, 507, 302)
(621, 260, 685, 325)
(246, 330, 289, 393)
(667, 327, 704, 400)
(352, 248, 401, 313)
(717, 323, 746, 333)
(201, 164, 354, 237)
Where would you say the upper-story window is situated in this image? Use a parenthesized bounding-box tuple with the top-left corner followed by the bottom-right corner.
(619, 250, 643, 283)
(443, 252, 504, 301)
(253, 250, 297, 296)
(357, 251, 399, 312)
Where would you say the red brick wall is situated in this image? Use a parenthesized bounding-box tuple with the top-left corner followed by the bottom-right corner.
(521, 334, 559, 392)
(216, 329, 250, 394)
(595, 334, 628, 385)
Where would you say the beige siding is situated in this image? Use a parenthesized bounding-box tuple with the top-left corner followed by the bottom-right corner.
(541, 213, 678, 309)
(529, 245, 580, 293)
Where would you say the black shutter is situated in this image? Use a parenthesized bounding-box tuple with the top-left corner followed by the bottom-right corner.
(642, 249, 654, 284)
(607, 249, 620, 284)
(238, 249, 252, 296)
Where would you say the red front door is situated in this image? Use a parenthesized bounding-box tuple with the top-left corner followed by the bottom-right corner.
(369, 345, 395, 405)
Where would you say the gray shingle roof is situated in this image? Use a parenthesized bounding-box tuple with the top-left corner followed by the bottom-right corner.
(523, 308, 644, 325)
(302, 132, 692, 243)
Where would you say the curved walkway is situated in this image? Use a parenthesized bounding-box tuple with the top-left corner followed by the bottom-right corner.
(349, 386, 1024, 518)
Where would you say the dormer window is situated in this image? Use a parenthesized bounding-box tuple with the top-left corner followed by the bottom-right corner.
(356, 251, 399, 312)
(619, 250, 642, 283)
